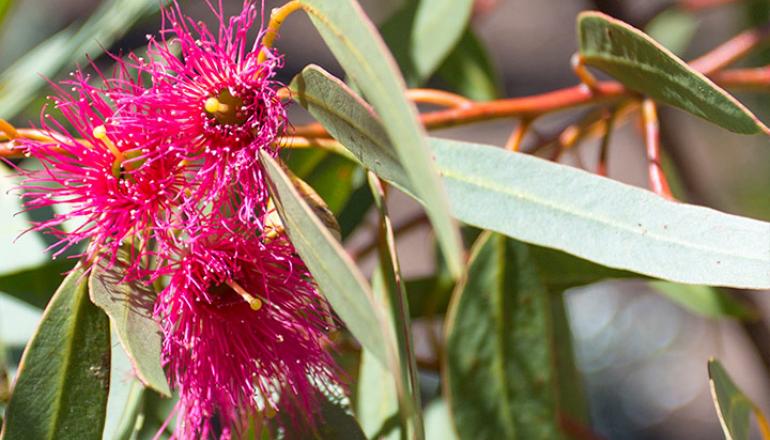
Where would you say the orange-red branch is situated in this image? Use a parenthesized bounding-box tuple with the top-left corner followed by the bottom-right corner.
(642, 99, 673, 199)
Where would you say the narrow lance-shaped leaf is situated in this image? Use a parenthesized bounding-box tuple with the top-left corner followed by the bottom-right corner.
(0, 0, 164, 118)
(290, 65, 770, 289)
(708, 358, 770, 440)
(296, 0, 465, 279)
(578, 11, 769, 135)
(1, 265, 111, 440)
(261, 151, 392, 368)
(444, 232, 564, 439)
(380, 0, 475, 85)
(0, 260, 74, 309)
(89, 250, 170, 396)
(369, 173, 423, 439)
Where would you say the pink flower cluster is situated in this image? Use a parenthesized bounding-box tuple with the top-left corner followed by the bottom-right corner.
(18, 1, 338, 438)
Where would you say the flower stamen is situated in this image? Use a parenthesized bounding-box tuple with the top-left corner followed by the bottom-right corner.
(92, 125, 124, 161)
(226, 279, 263, 311)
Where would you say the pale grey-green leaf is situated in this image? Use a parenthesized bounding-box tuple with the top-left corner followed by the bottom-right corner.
(289, 66, 770, 288)
(89, 253, 170, 397)
(297, 0, 464, 278)
(261, 152, 390, 367)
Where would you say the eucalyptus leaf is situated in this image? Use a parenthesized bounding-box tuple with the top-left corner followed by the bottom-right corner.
(437, 29, 501, 101)
(578, 11, 768, 135)
(444, 232, 563, 439)
(708, 358, 770, 440)
(369, 173, 422, 439)
(89, 252, 170, 397)
(290, 65, 770, 288)
(0, 0, 163, 119)
(2, 265, 111, 440)
(380, 0, 474, 85)
(297, 0, 464, 278)
(0, 259, 73, 309)
(261, 152, 390, 368)
(650, 282, 756, 320)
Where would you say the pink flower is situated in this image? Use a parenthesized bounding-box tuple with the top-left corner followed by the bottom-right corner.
(18, 68, 186, 272)
(156, 228, 338, 438)
(118, 0, 287, 226)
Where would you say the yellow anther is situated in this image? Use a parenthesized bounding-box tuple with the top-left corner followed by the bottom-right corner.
(93, 125, 124, 164)
(226, 280, 263, 311)
(204, 97, 221, 114)
(92, 125, 107, 140)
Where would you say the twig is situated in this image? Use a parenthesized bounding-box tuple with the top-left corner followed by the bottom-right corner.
(351, 212, 428, 261)
(641, 99, 673, 199)
(597, 108, 618, 177)
(504, 118, 533, 152)
(406, 89, 473, 108)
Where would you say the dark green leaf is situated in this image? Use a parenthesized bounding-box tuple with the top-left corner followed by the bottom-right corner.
(297, 0, 464, 278)
(650, 282, 756, 320)
(436, 29, 501, 101)
(0, 260, 73, 309)
(0, 0, 163, 119)
(444, 232, 563, 439)
(89, 252, 170, 397)
(261, 152, 391, 367)
(314, 394, 368, 440)
(380, 0, 474, 85)
(2, 265, 111, 440)
(708, 358, 770, 440)
(578, 11, 768, 135)
(290, 65, 770, 288)
(282, 149, 359, 215)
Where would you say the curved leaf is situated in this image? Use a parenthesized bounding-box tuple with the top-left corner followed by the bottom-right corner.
(290, 65, 770, 288)
(708, 358, 770, 440)
(649, 282, 756, 320)
(0, 260, 73, 309)
(261, 152, 391, 368)
(578, 11, 768, 135)
(381, 0, 474, 85)
(2, 265, 111, 440)
(444, 232, 563, 439)
(89, 252, 170, 397)
(297, 0, 464, 278)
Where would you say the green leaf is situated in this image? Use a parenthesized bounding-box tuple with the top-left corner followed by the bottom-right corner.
(282, 149, 359, 215)
(356, 347, 400, 440)
(0, 0, 162, 119)
(369, 173, 423, 439)
(444, 232, 563, 439)
(314, 394, 368, 440)
(2, 265, 111, 440)
(424, 400, 458, 440)
(289, 65, 770, 289)
(436, 29, 501, 101)
(89, 252, 170, 397)
(0, 260, 73, 309)
(380, 0, 475, 85)
(577, 11, 768, 135)
(261, 152, 390, 368)
(650, 282, 756, 320)
(297, 0, 464, 278)
(708, 358, 770, 440)
(644, 8, 698, 56)
(0, 0, 13, 28)
(113, 381, 146, 440)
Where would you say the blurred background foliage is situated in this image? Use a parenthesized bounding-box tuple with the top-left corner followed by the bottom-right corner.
(2, 1, 770, 439)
